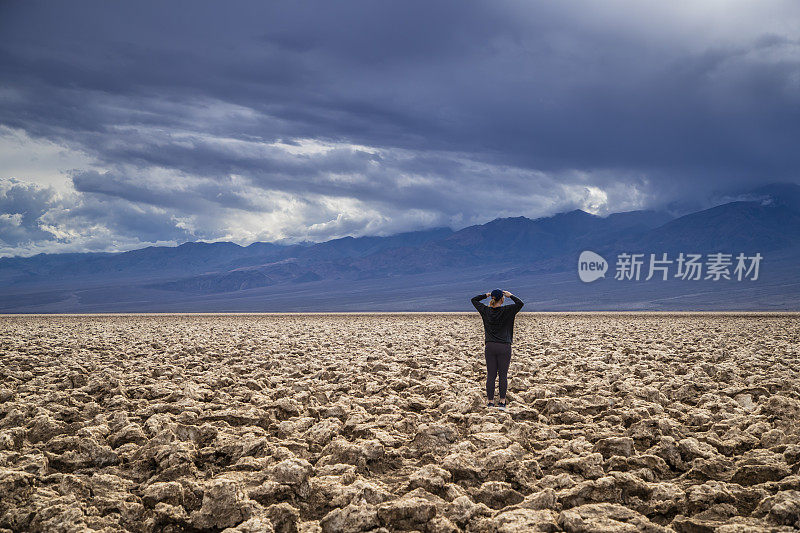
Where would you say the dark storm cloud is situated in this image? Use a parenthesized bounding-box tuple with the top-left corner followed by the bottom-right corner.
(71, 169, 277, 213)
(71, 131, 569, 217)
(56, 197, 195, 245)
(0, 178, 195, 256)
(1, 1, 799, 254)
(0, 180, 58, 246)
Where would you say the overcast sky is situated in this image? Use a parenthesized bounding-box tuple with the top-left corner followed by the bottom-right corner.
(1, 1, 798, 256)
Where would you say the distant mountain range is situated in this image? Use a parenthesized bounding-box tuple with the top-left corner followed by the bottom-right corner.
(1, 183, 798, 312)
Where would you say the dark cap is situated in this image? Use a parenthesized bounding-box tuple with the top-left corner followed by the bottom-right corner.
(491, 289, 504, 300)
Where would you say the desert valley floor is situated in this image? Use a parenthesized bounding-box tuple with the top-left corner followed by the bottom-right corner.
(1, 313, 799, 532)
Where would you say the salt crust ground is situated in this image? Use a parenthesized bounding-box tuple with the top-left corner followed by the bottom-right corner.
(1, 314, 799, 532)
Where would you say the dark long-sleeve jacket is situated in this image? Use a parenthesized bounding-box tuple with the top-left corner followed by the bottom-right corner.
(471, 293, 524, 344)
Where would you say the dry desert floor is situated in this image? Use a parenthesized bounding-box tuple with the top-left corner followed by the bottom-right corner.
(1, 313, 799, 532)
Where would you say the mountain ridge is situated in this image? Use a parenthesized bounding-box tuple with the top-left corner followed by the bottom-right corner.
(1, 183, 798, 311)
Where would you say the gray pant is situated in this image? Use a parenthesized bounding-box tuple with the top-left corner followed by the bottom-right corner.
(485, 341, 512, 400)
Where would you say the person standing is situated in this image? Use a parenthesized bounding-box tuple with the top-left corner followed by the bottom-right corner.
(471, 289, 524, 409)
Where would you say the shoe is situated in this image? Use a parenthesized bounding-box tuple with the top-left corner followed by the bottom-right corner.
(497, 401, 506, 410)
(487, 402, 495, 408)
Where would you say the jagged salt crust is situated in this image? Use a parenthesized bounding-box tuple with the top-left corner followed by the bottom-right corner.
(0, 314, 799, 532)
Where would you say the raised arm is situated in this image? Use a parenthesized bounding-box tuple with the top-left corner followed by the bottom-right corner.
(471, 292, 489, 312)
(504, 290, 524, 312)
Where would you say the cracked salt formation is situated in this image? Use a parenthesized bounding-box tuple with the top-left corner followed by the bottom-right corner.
(0, 313, 799, 532)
